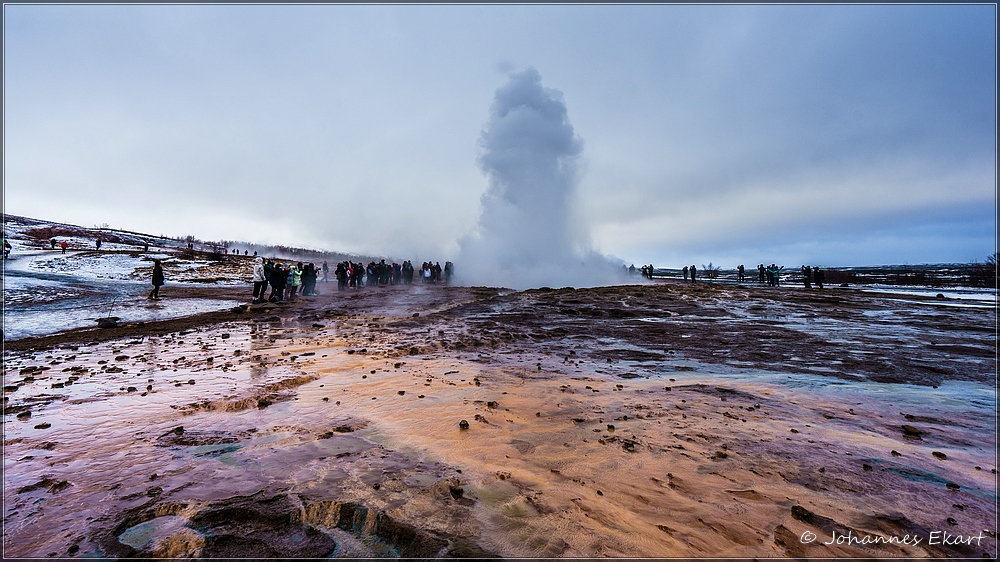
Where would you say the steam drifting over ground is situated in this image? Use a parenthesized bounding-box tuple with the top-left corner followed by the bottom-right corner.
(458, 68, 621, 289)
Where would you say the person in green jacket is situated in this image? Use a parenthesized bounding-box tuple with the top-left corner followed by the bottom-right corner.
(287, 263, 303, 299)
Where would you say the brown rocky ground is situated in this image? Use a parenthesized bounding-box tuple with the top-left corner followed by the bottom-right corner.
(3, 280, 996, 557)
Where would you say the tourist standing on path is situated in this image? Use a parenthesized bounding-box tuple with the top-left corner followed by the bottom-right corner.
(690, 265, 697, 283)
(149, 260, 165, 300)
(60, 240, 68, 253)
(802, 265, 812, 288)
(322, 261, 329, 283)
(3, 235, 11, 259)
(252, 257, 267, 303)
(96, 239, 102, 251)
(683, 266, 688, 281)
(814, 266, 825, 289)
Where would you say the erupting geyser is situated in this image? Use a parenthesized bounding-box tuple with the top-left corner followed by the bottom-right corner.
(458, 68, 620, 289)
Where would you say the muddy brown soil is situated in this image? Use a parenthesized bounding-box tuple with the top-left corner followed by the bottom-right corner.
(3, 280, 996, 558)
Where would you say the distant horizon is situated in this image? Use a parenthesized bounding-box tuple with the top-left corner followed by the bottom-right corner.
(3, 212, 994, 272)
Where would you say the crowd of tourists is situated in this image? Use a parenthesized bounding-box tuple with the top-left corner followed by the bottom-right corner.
(251, 257, 454, 303)
(251, 258, 326, 303)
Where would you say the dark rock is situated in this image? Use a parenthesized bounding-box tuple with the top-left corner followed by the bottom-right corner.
(946, 517, 958, 525)
(34, 422, 51, 429)
(932, 451, 947, 460)
(486, 401, 499, 409)
(449, 485, 464, 499)
(447, 538, 499, 558)
(946, 482, 960, 491)
(126, 387, 137, 392)
(397, 391, 405, 396)
(891, 450, 902, 456)
(901, 424, 923, 437)
(97, 317, 119, 329)
(458, 420, 470, 430)
(115, 355, 129, 361)
(16, 411, 31, 419)
(862, 464, 873, 471)
(67, 544, 79, 555)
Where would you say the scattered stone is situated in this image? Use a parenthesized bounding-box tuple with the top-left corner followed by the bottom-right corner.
(901, 425, 923, 438)
(891, 450, 902, 456)
(97, 318, 118, 329)
(373, 483, 381, 490)
(17, 411, 31, 419)
(126, 387, 137, 392)
(188, 380, 196, 385)
(449, 485, 464, 499)
(397, 391, 405, 396)
(458, 420, 470, 430)
(486, 401, 499, 409)
(946, 517, 958, 525)
(607, 424, 615, 431)
(68, 545, 79, 555)
(418, 395, 425, 399)
(115, 355, 129, 361)
(146, 486, 162, 497)
(932, 451, 947, 460)
(596, 490, 604, 496)
(394, 362, 403, 369)
(323, 397, 329, 402)
(946, 482, 960, 491)
(34, 422, 51, 429)
(714, 451, 728, 459)
(862, 464, 873, 471)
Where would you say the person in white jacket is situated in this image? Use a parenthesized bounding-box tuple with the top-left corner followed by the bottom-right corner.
(252, 257, 267, 303)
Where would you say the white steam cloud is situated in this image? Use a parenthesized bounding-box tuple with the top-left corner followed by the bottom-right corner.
(458, 68, 621, 289)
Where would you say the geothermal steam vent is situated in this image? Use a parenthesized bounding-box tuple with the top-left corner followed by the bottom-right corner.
(458, 68, 617, 289)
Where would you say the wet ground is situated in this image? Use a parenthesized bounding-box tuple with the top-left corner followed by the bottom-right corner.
(3, 250, 247, 340)
(2, 281, 997, 557)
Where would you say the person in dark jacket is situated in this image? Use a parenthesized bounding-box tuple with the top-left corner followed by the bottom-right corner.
(269, 263, 286, 302)
(149, 260, 165, 299)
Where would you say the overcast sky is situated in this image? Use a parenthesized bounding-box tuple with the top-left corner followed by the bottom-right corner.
(4, 4, 996, 269)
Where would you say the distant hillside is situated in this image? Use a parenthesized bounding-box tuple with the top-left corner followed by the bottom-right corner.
(2, 213, 387, 264)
